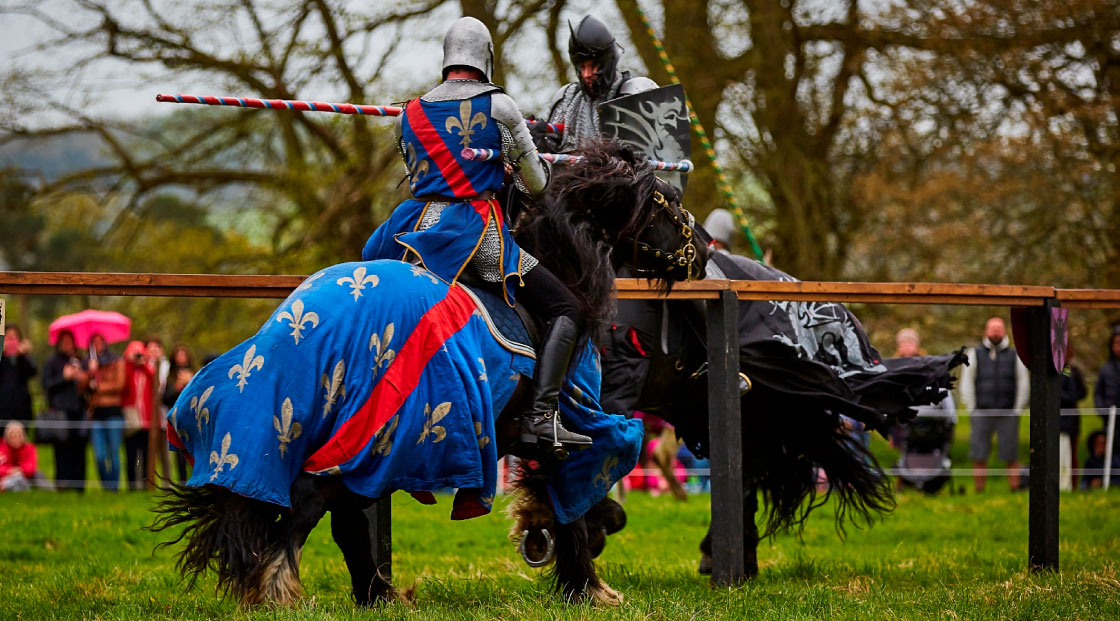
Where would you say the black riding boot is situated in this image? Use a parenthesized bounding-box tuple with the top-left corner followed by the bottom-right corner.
(520, 315, 593, 460)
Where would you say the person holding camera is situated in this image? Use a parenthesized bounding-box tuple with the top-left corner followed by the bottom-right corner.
(1, 325, 37, 424)
(41, 330, 90, 491)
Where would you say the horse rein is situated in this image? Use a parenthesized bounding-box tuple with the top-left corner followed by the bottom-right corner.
(627, 190, 703, 280)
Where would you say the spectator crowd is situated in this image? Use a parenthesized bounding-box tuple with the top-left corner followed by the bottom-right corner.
(1, 307, 1119, 494)
(2, 322, 197, 492)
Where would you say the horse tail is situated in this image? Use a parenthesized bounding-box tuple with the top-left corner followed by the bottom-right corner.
(507, 463, 623, 605)
(748, 405, 894, 538)
(148, 482, 302, 606)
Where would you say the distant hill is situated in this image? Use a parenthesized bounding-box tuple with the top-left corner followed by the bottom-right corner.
(0, 133, 111, 181)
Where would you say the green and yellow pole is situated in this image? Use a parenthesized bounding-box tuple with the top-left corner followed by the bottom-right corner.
(634, 5, 765, 261)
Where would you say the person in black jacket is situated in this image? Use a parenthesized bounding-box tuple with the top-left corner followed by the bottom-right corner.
(41, 330, 89, 491)
(1, 325, 37, 424)
(1093, 325, 1120, 455)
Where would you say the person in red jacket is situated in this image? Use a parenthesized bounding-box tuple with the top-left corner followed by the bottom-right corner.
(120, 340, 154, 490)
(1, 421, 53, 491)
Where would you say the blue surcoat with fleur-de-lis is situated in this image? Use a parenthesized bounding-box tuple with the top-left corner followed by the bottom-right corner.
(363, 81, 532, 305)
(401, 94, 504, 198)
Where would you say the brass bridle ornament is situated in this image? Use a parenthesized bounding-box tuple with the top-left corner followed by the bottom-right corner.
(629, 190, 703, 281)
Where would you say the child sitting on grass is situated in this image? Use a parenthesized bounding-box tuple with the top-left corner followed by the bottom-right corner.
(0, 421, 53, 492)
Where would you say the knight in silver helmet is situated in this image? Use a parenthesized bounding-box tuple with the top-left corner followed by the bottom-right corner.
(540, 15, 658, 153)
(362, 16, 593, 456)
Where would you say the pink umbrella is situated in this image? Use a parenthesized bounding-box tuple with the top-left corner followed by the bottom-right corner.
(48, 310, 132, 349)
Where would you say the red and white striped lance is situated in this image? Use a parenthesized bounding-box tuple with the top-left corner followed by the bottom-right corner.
(461, 148, 694, 172)
(155, 94, 563, 132)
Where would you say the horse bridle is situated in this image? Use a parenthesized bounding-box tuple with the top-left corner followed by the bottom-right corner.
(627, 190, 702, 280)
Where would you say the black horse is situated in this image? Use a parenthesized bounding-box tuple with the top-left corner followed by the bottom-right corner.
(599, 246, 965, 577)
(147, 144, 708, 608)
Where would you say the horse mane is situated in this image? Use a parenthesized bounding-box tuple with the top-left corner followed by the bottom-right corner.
(516, 141, 669, 333)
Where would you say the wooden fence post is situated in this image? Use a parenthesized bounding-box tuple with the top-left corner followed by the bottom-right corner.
(367, 498, 392, 581)
(707, 289, 745, 586)
(1028, 299, 1061, 572)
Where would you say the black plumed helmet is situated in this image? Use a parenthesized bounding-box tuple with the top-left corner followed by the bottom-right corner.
(568, 16, 620, 99)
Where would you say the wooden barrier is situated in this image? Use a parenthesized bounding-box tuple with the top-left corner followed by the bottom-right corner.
(4, 270, 1119, 582)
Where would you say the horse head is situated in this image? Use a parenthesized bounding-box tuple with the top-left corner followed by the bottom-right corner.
(537, 141, 709, 282)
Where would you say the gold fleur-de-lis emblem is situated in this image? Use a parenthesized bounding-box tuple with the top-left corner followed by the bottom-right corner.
(296, 271, 325, 292)
(477, 358, 487, 381)
(406, 143, 430, 180)
(169, 407, 188, 443)
(410, 264, 438, 284)
(445, 100, 487, 148)
(474, 421, 490, 449)
(369, 324, 396, 370)
(337, 266, 380, 301)
(209, 432, 240, 481)
(417, 401, 451, 444)
(593, 456, 619, 490)
(276, 299, 320, 345)
(190, 385, 215, 433)
(273, 397, 302, 458)
(321, 359, 346, 418)
(227, 344, 265, 392)
(371, 416, 399, 457)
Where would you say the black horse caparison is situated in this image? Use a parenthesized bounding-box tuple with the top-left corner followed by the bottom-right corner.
(148, 143, 709, 608)
(599, 247, 965, 578)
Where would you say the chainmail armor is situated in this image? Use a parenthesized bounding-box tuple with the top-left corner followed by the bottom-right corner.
(546, 73, 628, 153)
(417, 202, 538, 282)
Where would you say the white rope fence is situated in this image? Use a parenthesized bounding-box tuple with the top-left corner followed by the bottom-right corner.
(5, 406, 1118, 490)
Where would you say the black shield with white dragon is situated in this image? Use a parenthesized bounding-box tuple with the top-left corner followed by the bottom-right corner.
(597, 83, 691, 193)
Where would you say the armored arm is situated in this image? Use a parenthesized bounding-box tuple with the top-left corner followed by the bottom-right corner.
(491, 93, 551, 197)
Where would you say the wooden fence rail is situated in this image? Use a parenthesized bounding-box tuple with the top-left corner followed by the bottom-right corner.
(3, 270, 1119, 585)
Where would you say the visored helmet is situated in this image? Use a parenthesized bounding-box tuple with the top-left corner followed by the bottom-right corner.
(568, 16, 620, 99)
(442, 17, 494, 81)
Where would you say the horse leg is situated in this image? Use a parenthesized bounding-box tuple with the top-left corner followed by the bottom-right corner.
(698, 482, 759, 578)
(743, 481, 760, 578)
(330, 496, 395, 606)
(243, 474, 334, 607)
(553, 516, 621, 606)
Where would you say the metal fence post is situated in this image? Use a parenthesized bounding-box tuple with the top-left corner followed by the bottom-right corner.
(366, 498, 392, 581)
(1028, 299, 1061, 572)
(706, 288, 745, 586)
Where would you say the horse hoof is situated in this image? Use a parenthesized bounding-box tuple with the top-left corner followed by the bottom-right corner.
(589, 581, 623, 607)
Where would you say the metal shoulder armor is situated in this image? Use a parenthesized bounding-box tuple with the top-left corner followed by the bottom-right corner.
(619, 77, 659, 97)
(490, 93, 551, 197)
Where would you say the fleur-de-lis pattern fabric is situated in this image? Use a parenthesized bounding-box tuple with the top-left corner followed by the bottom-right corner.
(227, 345, 264, 393)
(444, 99, 488, 148)
(276, 299, 320, 344)
(369, 324, 396, 371)
(336, 266, 380, 301)
(274, 398, 302, 458)
(321, 359, 346, 418)
(166, 260, 642, 524)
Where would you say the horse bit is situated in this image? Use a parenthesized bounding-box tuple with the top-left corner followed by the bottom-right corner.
(630, 190, 702, 280)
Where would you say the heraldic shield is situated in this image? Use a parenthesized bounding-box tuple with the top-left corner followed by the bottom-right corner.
(598, 83, 692, 193)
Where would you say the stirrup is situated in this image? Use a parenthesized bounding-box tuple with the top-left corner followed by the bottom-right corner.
(519, 411, 591, 461)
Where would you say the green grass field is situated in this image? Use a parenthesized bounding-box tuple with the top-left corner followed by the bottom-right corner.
(3, 486, 1119, 620)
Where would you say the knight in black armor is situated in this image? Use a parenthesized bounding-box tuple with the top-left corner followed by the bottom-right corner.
(540, 15, 658, 153)
(362, 17, 592, 457)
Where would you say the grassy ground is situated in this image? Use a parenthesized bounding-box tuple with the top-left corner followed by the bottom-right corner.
(2, 486, 1118, 620)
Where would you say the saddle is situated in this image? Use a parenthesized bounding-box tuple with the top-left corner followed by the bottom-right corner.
(456, 275, 539, 360)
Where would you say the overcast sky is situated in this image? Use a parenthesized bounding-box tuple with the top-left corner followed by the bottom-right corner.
(0, 0, 649, 126)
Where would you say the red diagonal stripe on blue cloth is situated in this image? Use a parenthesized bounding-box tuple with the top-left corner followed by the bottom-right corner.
(406, 99, 477, 198)
(302, 285, 478, 472)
